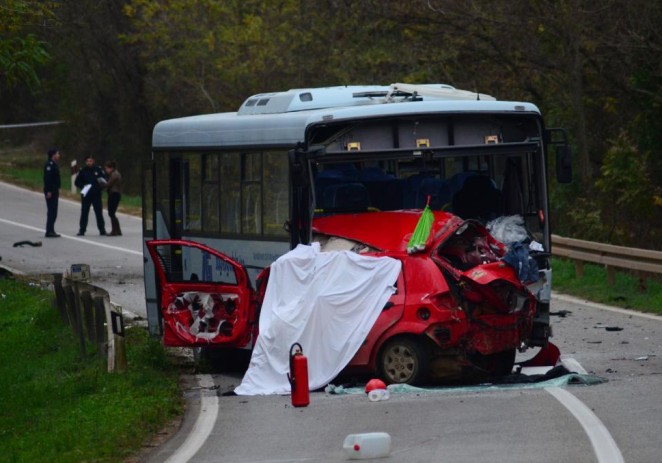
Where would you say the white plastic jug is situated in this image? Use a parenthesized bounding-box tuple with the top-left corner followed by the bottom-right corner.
(368, 388, 390, 402)
(343, 432, 391, 459)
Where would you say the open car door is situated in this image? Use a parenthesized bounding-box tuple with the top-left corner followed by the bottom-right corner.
(146, 239, 258, 348)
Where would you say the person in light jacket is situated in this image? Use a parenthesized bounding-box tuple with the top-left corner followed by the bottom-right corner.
(103, 160, 123, 236)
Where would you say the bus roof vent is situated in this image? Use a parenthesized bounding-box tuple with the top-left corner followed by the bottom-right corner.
(237, 84, 496, 115)
(237, 86, 389, 115)
(384, 83, 496, 102)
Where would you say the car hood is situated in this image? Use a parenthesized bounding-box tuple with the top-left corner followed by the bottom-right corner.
(312, 210, 463, 252)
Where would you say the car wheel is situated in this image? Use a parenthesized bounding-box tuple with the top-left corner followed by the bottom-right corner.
(378, 337, 429, 385)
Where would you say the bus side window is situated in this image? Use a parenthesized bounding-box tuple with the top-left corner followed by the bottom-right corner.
(220, 153, 241, 234)
(501, 159, 525, 216)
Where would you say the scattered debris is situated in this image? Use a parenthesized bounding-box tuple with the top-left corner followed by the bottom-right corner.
(12, 240, 42, 247)
(550, 310, 572, 317)
(559, 356, 587, 375)
(518, 342, 560, 367)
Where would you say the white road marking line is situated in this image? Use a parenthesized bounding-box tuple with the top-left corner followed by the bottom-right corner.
(546, 387, 624, 463)
(164, 374, 218, 463)
(0, 218, 142, 256)
(0, 181, 141, 220)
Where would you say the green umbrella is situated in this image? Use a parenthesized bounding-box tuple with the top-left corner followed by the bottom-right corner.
(407, 196, 434, 254)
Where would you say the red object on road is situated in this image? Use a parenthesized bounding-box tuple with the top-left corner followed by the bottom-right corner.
(365, 378, 387, 393)
(288, 343, 310, 407)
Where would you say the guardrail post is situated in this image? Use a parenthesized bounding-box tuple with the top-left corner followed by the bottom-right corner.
(52, 273, 69, 325)
(80, 290, 96, 345)
(103, 296, 127, 373)
(93, 295, 107, 358)
(62, 283, 77, 331)
(72, 281, 87, 357)
(575, 261, 584, 279)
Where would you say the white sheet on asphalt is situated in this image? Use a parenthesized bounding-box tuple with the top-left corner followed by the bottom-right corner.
(234, 243, 401, 395)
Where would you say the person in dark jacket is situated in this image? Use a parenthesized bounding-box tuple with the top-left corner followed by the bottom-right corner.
(74, 154, 107, 236)
(43, 148, 61, 237)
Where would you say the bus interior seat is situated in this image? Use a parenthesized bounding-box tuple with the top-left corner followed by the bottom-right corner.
(322, 183, 370, 211)
(452, 174, 503, 222)
(317, 169, 345, 180)
(358, 167, 402, 210)
(403, 173, 432, 208)
(315, 170, 345, 208)
(362, 178, 404, 210)
(334, 163, 359, 180)
(415, 178, 452, 210)
(449, 171, 478, 196)
(358, 166, 392, 181)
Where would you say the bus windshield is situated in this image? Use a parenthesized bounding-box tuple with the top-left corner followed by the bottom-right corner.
(293, 112, 549, 250)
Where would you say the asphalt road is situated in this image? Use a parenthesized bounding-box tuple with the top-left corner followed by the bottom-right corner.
(0, 181, 147, 319)
(2, 181, 661, 463)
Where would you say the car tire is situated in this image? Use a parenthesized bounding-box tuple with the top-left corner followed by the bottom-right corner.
(378, 337, 429, 385)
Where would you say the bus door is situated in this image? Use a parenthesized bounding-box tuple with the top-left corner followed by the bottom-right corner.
(146, 239, 258, 348)
(288, 145, 315, 248)
(142, 160, 163, 336)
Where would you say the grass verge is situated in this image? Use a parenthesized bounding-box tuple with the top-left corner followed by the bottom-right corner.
(0, 275, 184, 462)
(552, 258, 662, 315)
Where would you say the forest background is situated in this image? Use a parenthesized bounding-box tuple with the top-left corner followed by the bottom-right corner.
(1, 0, 661, 249)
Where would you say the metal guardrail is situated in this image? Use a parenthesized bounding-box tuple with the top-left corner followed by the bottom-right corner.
(552, 234, 662, 285)
(52, 270, 127, 372)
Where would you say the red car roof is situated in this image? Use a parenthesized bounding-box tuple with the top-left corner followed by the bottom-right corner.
(312, 210, 462, 252)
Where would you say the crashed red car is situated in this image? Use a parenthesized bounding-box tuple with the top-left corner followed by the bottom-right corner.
(147, 207, 543, 385)
(311, 210, 538, 384)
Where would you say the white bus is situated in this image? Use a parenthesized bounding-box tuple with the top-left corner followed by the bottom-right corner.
(142, 83, 571, 380)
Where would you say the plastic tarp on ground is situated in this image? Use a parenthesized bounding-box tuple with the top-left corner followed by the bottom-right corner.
(235, 243, 401, 396)
(325, 371, 606, 396)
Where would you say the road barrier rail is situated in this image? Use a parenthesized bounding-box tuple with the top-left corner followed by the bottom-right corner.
(52, 271, 127, 372)
(552, 234, 662, 285)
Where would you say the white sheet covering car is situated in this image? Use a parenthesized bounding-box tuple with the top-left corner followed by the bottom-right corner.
(235, 243, 401, 395)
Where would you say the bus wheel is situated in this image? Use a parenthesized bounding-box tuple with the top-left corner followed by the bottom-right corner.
(378, 337, 429, 385)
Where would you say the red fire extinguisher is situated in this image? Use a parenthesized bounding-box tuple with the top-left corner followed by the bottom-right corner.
(288, 342, 310, 407)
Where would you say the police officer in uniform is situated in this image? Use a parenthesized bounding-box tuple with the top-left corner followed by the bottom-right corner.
(43, 148, 61, 237)
(74, 154, 107, 236)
